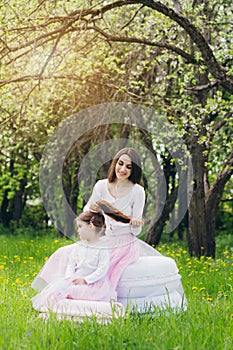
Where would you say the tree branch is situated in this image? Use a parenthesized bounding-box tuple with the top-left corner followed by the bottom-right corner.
(2, 22, 77, 56)
(38, 19, 71, 81)
(120, 4, 145, 30)
(122, 0, 233, 92)
(206, 119, 227, 152)
(206, 149, 233, 205)
(91, 25, 197, 64)
(186, 80, 218, 92)
(74, 0, 233, 92)
(1, 0, 233, 92)
(0, 74, 144, 101)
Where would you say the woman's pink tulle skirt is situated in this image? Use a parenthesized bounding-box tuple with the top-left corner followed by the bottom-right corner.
(103, 234, 139, 289)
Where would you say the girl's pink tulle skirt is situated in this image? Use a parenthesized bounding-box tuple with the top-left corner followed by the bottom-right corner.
(31, 234, 139, 310)
(31, 275, 115, 311)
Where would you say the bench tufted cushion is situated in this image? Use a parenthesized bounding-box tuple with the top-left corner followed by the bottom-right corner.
(117, 256, 180, 298)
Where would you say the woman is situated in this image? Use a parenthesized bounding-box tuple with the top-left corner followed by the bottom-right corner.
(32, 148, 185, 311)
(83, 148, 162, 289)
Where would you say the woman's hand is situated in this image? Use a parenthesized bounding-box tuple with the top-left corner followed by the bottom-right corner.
(130, 217, 144, 228)
(89, 203, 101, 213)
(72, 278, 87, 285)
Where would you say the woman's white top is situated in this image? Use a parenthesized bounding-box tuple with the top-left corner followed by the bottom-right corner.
(84, 179, 145, 236)
(65, 240, 110, 284)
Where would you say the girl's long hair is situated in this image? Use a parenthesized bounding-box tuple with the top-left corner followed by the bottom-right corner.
(74, 200, 131, 235)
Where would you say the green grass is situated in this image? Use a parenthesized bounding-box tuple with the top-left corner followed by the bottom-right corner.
(0, 233, 232, 350)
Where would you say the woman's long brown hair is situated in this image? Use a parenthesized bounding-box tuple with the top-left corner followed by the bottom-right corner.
(96, 200, 131, 223)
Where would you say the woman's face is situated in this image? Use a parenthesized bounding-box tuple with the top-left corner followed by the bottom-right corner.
(76, 220, 96, 242)
(115, 154, 132, 180)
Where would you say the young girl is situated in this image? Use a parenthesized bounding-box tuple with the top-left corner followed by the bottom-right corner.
(31, 200, 131, 312)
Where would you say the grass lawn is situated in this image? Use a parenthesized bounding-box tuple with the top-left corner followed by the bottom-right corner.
(0, 232, 232, 350)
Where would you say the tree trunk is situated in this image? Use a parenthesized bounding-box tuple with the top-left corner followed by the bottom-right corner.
(188, 196, 210, 257)
(12, 179, 27, 225)
(146, 186, 178, 245)
(177, 212, 188, 241)
(0, 191, 12, 227)
(187, 138, 216, 257)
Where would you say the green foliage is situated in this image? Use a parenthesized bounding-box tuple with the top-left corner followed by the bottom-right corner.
(19, 203, 49, 230)
(0, 0, 232, 253)
(216, 202, 233, 236)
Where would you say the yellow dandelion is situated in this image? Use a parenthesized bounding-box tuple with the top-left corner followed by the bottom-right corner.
(28, 257, 34, 260)
(0, 265, 4, 269)
(54, 239, 59, 243)
(145, 338, 153, 342)
(206, 297, 212, 301)
(192, 286, 197, 291)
